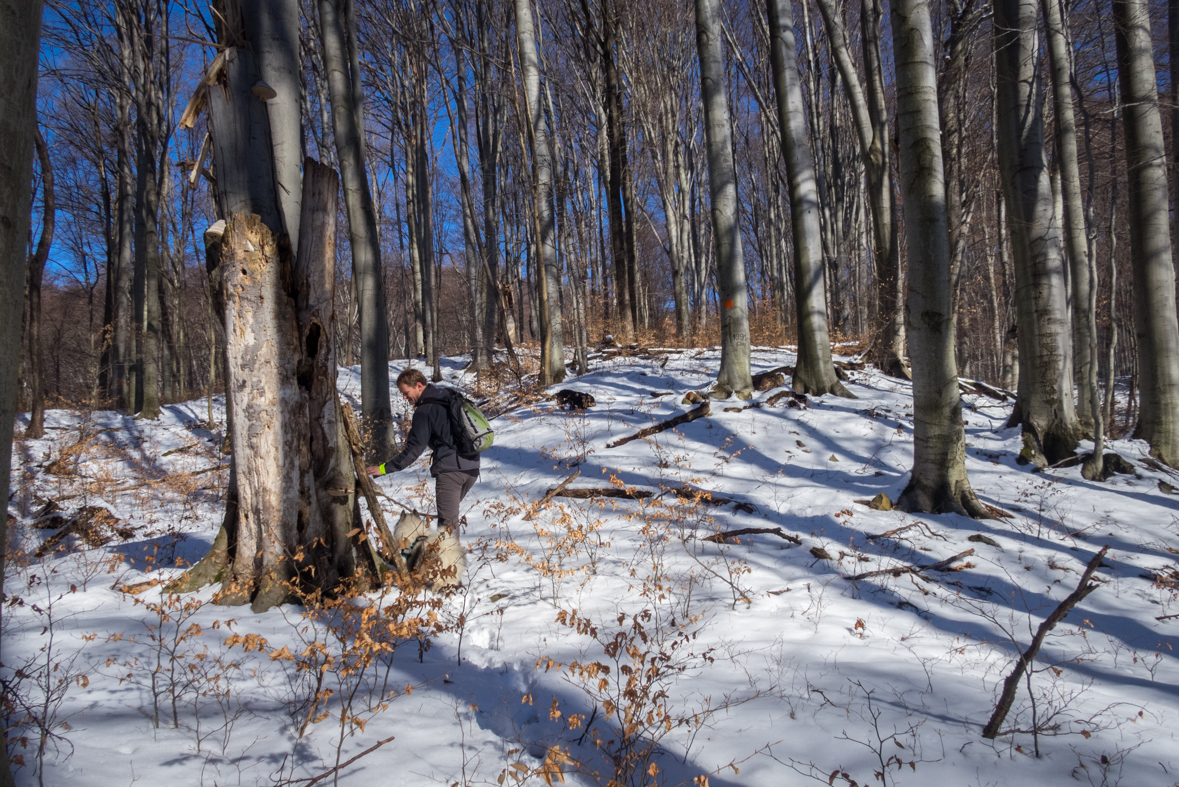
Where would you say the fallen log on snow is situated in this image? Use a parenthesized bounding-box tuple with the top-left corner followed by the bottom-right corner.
(702, 527, 801, 545)
(606, 401, 710, 448)
(550, 486, 654, 500)
(546, 481, 754, 512)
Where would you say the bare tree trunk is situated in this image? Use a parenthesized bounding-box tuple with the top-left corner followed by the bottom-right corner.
(1042, 0, 1096, 433)
(515, 0, 566, 385)
(994, 0, 1081, 465)
(602, 0, 634, 342)
(113, 48, 134, 410)
(293, 159, 364, 584)
(695, 0, 752, 398)
(220, 215, 322, 611)
(319, 0, 395, 460)
(24, 127, 53, 439)
(891, 0, 987, 517)
(766, 0, 848, 398)
(812, 0, 905, 380)
(0, 2, 44, 782)
(1116, 0, 1179, 467)
(241, 0, 303, 249)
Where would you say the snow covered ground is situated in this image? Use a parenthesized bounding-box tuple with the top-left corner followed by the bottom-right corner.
(6, 347, 1179, 787)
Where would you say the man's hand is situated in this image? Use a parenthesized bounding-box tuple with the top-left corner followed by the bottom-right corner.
(365, 465, 383, 476)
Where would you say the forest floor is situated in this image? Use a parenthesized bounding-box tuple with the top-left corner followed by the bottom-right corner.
(6, 346, 1179, 787)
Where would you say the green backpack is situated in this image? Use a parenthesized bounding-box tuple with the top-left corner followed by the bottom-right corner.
(445, 389, 494, 454)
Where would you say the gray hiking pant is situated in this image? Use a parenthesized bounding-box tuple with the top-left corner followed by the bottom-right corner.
(436, 470, 478, 530)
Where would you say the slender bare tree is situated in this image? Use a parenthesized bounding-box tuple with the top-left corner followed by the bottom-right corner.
(812, 0, 905, 380)
(695, 0, 752, 398)
(0, 0, 45, 781)
(1115, 0, 1179, 467)
(318, 0, 395, 459)
(24, 127, 54, 439)
(515, 0, 566, 385)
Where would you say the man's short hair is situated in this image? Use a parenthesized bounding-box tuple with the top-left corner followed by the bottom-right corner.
(397, 368, 428, 388)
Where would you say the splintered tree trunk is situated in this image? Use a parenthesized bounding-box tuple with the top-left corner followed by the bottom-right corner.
(219, 215, 322, 612)
(994, 0, 1081, 465)
(515, 0, 566, 385)
(1116, 0, 1179, 467)
(24, 127, 53, 439)
(696, 0, 753, 399)
(766, 0, 849, 399)
(293, 159, 363, 584)
(319, 0, 395, 460)
(891, 0, 988, 517)
(1, 3, 43, 784)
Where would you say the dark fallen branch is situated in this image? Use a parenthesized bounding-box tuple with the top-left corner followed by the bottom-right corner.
(1156, 612, 1179, 621)
(847, 548, 975, 582)
(606, 402, 710, 448)
(552, 487, 654, 500)
(981, 546, 1109, 739)
(525, 469, 581, 520)
(285, 735, 397, 786)
(702, 527, 801, 545)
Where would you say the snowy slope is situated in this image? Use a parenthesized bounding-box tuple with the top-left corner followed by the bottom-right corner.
(6, 348, 1178, 787)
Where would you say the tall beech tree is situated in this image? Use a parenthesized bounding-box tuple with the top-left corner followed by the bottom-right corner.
(1041, 0, 1098, 435)
(695, 0, 752, 398)
(890, 0, 987, 516)
(1115, 0, 1179, 467)
(514, 0, 566, 385)
(1, 0, 44, 782)
(812, 0, 905, 380)
(765, 0, 850, 399)
(994, 0, 1081, 465)
(319, 0, 395, 459)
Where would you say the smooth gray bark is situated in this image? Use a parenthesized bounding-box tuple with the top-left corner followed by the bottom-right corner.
(241, 0, 303, 250)
(0, 2, 43, 783)
(1115, 0, 1179, 467)
(318, 0, 395, 459)
(1041, 0, 1097, 433)
(994, 0, 1081, 465)
(515, 0, 566, 385)
(890, 0, 987, 517)
(812, 0, 905, 380)
(695, 0, 752, 398)
(766, 0, 849, 399)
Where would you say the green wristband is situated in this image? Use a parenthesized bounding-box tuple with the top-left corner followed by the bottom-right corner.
(378, 463, 388, 475)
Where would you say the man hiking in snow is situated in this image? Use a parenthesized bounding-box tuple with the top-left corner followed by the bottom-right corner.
(365, 369, 480, 532)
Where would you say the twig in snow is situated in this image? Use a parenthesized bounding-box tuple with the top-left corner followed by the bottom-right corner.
(846, 549, 975, 582)
(981, 546, 1109, 739)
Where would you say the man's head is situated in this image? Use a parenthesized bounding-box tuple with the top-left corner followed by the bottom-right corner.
(396, 368, 429, 405)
